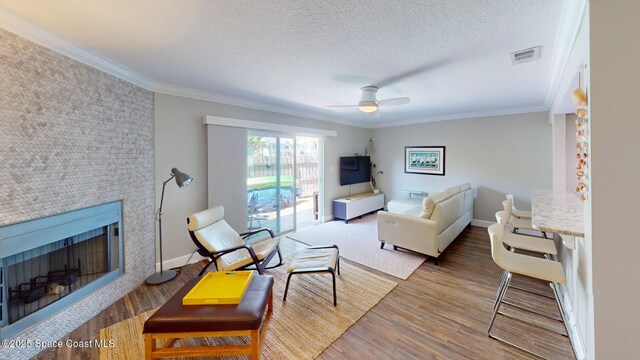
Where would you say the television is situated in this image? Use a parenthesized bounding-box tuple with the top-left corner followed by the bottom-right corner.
(339, 156, 371, 185)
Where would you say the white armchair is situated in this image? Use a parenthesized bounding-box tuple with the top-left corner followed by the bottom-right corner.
(187, 206, 283, 276)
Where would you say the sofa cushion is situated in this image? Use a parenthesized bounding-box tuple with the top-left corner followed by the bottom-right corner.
(460, 183, 471, 191)
(444, 186, 461, 197)
(387, 198, 423, 216)
(419, 191, 451, 219)
(430, 192, 464, 234)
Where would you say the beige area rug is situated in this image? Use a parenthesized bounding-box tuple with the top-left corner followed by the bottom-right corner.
(99, 260, 396, 360)
(287, 214, 426, 279)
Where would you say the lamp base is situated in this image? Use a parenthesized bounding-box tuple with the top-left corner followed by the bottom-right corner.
(145, 270, 178, 285)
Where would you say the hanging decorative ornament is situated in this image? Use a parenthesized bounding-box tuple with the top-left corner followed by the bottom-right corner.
(572, 64, 589, 201)
(576, 108, 587, 118)
(572, 88, 587, 108)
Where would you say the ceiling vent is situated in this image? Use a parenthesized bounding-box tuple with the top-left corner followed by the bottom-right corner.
(511, 46, 541, 65)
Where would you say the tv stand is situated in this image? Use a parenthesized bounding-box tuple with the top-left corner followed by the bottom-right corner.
(333, 192, 384, 223)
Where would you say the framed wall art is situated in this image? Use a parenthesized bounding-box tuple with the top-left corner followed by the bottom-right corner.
(405, 146, 446, 176)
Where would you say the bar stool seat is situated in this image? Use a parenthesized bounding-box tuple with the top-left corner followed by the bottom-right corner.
(495, 211, 557, 256)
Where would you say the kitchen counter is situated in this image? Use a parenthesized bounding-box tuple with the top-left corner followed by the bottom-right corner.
(531, 189, 584, 237)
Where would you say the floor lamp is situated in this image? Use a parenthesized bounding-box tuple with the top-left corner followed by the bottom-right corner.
(146, 167, 193, 285)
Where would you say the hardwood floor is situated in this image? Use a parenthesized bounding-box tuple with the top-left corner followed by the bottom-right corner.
(33, 225, 574, 359)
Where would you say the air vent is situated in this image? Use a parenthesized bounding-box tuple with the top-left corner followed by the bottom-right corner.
(511, 46, 541, 65)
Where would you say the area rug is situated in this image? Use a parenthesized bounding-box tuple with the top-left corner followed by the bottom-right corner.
(99, 260, 396, 360)
(287, 214, 426, 279)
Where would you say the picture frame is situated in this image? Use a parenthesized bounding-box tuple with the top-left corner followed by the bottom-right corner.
(405, 146, 446, 176)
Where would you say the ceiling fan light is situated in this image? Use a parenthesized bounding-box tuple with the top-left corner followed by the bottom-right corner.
(359, 103, 378, 113)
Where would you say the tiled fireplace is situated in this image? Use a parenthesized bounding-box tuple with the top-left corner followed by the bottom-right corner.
(0, 202, 123, 339)
(1, 28, 155, 358)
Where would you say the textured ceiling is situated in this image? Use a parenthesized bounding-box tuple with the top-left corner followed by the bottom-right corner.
(0, 0, 567, 127)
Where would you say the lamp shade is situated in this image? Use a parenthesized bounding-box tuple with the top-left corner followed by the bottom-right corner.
(171, 168, 193, 188)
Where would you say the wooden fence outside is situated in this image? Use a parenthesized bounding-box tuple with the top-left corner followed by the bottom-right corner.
(248, 155, 319, 197)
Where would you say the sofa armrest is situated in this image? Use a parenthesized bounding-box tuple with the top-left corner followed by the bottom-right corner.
(377, 211, 439, 257)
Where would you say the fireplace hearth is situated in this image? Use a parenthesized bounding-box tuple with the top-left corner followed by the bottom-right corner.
(0, 201, 123, 339)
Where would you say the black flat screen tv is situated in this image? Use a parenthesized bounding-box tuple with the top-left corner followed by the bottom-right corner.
(339, 156, 371, 185)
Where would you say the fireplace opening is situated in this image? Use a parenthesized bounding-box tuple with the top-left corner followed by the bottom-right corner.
(5, 224, 119, 325)
(0, 201, 123, 339)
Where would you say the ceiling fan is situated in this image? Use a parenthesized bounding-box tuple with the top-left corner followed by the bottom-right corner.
(328, 86, 410, 115)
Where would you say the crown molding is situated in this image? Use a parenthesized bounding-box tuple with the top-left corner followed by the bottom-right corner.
(370, 104, 548, 129)
(543, 0, 588, 110)
(153, 82, 368, 128)
(0, 5, 157, 90)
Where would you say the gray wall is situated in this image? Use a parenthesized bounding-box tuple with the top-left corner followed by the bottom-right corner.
(590, 2, 640, 358)
(0, 30, 155, 358)
(207, 125, 248, 231)
(371, 112, 552, 222)
(154, 93, 370, 262)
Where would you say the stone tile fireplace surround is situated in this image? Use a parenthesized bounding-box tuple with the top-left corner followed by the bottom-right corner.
(0, 29, 155, 358)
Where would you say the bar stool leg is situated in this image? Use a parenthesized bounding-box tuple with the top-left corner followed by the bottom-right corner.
(494, 270, 509, 310)
(489, 272, 512, 333)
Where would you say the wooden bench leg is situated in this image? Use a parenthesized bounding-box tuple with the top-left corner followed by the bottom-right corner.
(251, 329, 260, 359)
(144, 334, 154, 360)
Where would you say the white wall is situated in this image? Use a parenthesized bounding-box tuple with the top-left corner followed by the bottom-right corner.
(549, 4, 591, 358)
(155, 93, 369, 262)
(371, 112, 552, 222)
(553, 113, 567, 191)
(590, 2, 640, 359)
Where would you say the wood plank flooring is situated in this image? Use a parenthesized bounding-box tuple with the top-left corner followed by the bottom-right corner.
(33, 225, 574, 359)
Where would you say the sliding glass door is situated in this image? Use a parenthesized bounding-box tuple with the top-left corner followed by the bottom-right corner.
(247, 134, 295, 234)
(247, 134, 321, 235)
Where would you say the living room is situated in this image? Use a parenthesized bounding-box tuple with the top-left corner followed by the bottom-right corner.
(1, 1, 638, 359)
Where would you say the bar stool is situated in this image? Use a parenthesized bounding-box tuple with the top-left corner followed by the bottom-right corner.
(495, 211, 557, 260)
(487, 223, 576, 359)
(495, 210, 558, 300)
(503, 199, 547, 238)
(506, 194, 532, 219)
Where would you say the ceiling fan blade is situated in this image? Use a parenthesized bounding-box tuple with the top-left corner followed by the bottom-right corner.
(377, 97, 410, 107)
(326, 104, 359, 107)
(374, 59, 453, 88)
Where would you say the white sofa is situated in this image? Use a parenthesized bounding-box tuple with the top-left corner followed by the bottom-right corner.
(377, 183, 473, 261)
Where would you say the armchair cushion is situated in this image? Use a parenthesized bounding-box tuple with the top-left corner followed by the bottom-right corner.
(218, 237, 280, 271)
(195, 220, 243, 254)
(188, 206, 225, 231)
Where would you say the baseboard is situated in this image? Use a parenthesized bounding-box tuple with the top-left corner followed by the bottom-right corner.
(560, 286, 587, 359)
(155, 250, 207, 272)
(471, 219, 493, 227)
